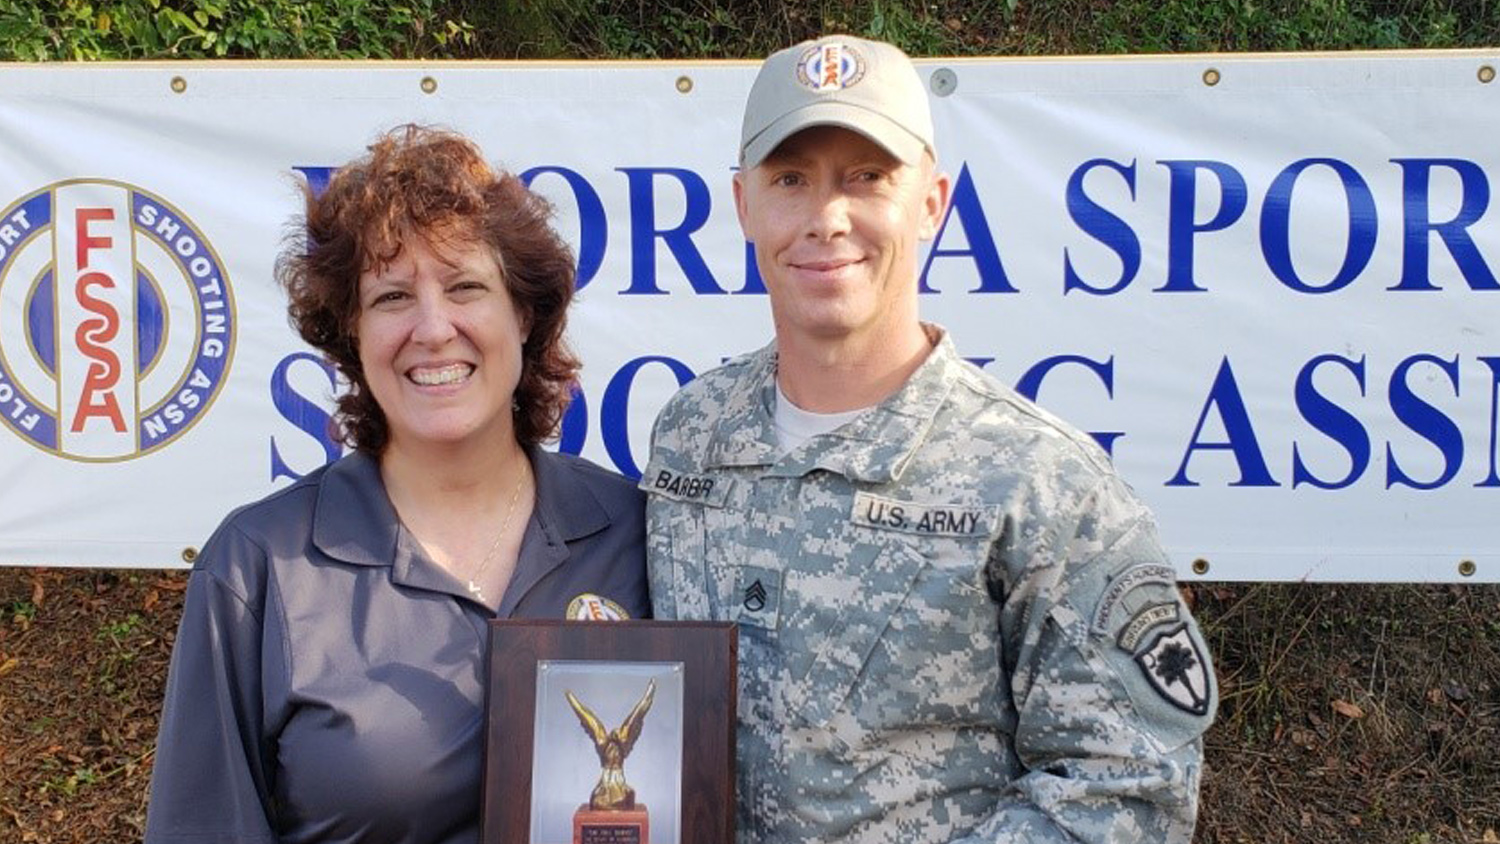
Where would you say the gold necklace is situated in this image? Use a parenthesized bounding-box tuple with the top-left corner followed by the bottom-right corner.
(466, 457, 530, 604)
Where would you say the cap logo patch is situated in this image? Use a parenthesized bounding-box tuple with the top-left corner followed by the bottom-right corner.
(565, 593, 629, 621)
(797, 43, 866, 92)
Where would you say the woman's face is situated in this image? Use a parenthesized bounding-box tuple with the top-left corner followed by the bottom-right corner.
(355, 234, 526, 454)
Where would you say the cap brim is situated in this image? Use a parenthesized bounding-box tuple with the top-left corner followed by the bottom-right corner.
(740, 101, 929, 169)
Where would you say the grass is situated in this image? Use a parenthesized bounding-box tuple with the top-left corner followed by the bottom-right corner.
(1191, 582, 1500, 842)
(1, 568, 1497, 842)
(11, 1, 1500, 61)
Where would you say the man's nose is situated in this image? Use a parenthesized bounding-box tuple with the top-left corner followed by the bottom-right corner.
(804, 191, 852, 240)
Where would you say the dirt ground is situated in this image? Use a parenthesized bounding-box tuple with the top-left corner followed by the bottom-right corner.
(1, 567, 1496, 843)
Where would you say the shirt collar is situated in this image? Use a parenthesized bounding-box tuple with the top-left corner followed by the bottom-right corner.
(703, 324, 959, 484)
(494, 446, 615, 615)
(311, 450, 400, 568)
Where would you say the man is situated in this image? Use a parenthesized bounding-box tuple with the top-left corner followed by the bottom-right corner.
(643, 35, 1216, 843)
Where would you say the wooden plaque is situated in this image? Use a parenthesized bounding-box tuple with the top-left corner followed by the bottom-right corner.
(481, 620, 736, 844)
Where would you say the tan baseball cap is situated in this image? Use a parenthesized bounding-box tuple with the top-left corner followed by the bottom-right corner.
(739, 35, 936, 169)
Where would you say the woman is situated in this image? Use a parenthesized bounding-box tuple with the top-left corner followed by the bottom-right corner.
(144, 125, 649, 844)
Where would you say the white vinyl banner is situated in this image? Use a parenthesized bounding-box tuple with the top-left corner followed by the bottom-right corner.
(0, 54, 1496, 581)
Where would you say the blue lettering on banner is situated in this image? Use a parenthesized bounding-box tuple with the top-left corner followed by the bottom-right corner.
(1479, 357, 1500, 488)
(522, 166, 608, 290)
(265, 154, 1500, 500)
(132, 191, 236, 449)
(558, 384, 588, 456)
(920, 163, 1015, 294)
(601, 355, 697, 479)
(1168, 357, 1279, 487)
(1015, 354, 1123, 456)
(1292, 354, 1370, 490)
(0, 197, 40, 263)
(739, 238, 767, 294)
(1390, 159, 1498, 291)
(1064, 158, 1141, 295)
(617, 167, 724, 295)
(1261, 158, 1378, 294)
(1387, 354, 1463, 490)
(292, 166, 335, 197)
(1158, 160, 1248, 293)
(269, 352, 343, 482)
(283, 155, 1500, 299)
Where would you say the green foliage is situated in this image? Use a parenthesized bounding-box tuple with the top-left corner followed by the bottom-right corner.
(1080, 0, 1498, 53)
(6, 598, 36, 624)
(0, 0, 471, 60)
(41, 765, 99, 797)
(464, 0, 1500, 59)
(95, 612, 142, 642)
(4, 0, 1499, 60)
(94, 611, 145, 696)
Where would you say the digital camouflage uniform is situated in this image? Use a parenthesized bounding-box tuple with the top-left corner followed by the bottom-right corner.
(643, 328, 1216, 843)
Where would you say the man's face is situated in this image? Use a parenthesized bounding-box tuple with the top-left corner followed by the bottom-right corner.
(734, 126, 950, 348)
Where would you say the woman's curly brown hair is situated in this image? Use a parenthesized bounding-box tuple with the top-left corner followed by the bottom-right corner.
(278, 124, 580, 453)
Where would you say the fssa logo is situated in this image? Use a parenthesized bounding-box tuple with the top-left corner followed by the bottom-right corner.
(0, 180, 235, 461)
(796, 42, 867, 92)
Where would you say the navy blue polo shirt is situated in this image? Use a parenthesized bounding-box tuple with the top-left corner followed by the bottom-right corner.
(145, 448, 649, 844)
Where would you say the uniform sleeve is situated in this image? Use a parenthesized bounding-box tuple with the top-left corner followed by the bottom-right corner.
(955, 474, 1216, 844)
(144, 526, 279, 844)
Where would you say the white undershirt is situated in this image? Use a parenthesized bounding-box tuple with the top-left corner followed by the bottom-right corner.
(773, 382, 870, 456)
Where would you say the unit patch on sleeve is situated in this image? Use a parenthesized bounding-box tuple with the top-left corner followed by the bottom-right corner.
(1090, 563, 1179, 636)
(1116, 601, 1181, 653)
(1133, 622, 1213, 716)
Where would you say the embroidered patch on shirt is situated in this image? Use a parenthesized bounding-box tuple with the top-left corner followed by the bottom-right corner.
(643, 467, 729, 507)
(850, 492, 997, 538)
(796, 42, 867, 92)
(1116, 601, 1181, 653)
(566, 593, 629, 621)
(732, 564, 783, 630)
(1090, 563, 1180, 636)
(1134, 622, 1213, 716)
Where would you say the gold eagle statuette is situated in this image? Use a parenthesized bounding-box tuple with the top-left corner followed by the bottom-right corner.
(564, 679, 657, 811)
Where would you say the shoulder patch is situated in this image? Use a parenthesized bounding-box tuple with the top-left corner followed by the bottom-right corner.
(1091, 562, 1179, 636)
(1134, 623, 1213, 716)
(1116, 601, 1181, 653)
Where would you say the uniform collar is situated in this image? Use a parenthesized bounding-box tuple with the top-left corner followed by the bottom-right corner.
(704, 324, 958, 484)
(310, 447, 612, 614)
(702, 341, 782, 469)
